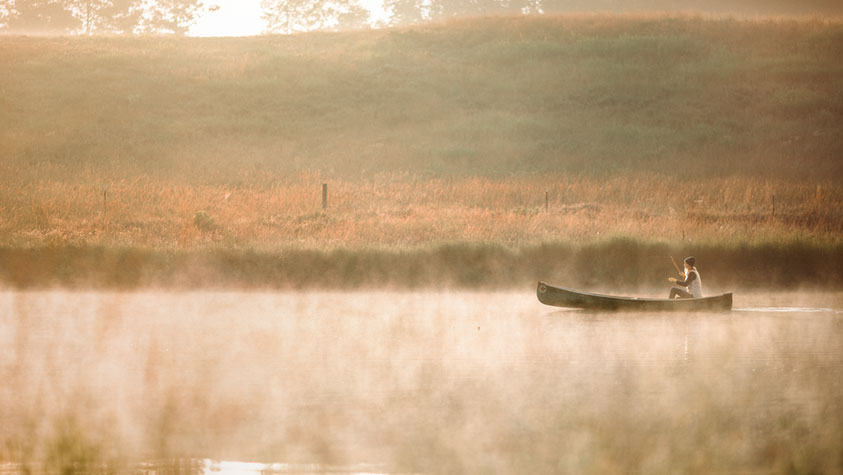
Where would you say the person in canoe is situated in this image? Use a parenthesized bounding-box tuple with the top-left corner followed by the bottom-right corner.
(669, 256, 703, 299)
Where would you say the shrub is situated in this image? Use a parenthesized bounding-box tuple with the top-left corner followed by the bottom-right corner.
(193, 210, 217, 232)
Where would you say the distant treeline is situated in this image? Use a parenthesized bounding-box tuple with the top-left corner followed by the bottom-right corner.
(1, 0, 210, 35)
(1, 0, 842, 36)
(2, 239, 841, 290)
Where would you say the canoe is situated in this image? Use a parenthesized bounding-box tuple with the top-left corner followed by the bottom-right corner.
(537, 281, 733, 311)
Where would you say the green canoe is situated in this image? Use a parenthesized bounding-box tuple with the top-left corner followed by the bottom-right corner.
(537, 281, 733, 311)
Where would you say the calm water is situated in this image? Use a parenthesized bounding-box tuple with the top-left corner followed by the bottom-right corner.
(1, 289, 842, 474)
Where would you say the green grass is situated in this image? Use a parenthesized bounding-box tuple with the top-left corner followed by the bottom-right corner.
(1, 14, 842, 184)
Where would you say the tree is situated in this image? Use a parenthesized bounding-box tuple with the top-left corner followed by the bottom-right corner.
(335, 0, 368, 30)
(537, 0, 843, 15)
(6, 0, 80, 33)
(431, 0, 536, 18)
(385, 0, 539, 26)
(75, 0, 143, 34)
(1, 0, 10, 30)
(383, 0, 425, 25)
(261, 0, 369, 34)
(141, 0, 213, 35)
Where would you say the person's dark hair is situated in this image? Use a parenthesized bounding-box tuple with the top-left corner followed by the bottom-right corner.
(684, 256, 696, 268)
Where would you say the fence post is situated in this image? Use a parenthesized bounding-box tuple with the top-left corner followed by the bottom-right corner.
(322, 183, 328, 211)
(545, 188, 549, 213)
(772, 190, 775, 217)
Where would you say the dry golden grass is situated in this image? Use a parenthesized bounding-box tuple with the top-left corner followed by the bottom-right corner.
(1, 174, 840, 250)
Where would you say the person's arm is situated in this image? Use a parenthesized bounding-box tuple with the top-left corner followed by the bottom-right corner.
(673, 271, 697, 287)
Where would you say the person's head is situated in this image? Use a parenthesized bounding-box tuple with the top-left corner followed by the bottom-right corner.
(684, 256, 696, 270)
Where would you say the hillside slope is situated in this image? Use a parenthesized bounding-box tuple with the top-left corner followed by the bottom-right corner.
(2, 14, 842, 183)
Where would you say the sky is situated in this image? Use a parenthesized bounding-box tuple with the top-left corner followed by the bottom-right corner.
(190, 0, 264, 36)
(189, 0, 389, 36)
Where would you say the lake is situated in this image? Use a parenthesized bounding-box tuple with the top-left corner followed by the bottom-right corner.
(1, 289, 842, 474)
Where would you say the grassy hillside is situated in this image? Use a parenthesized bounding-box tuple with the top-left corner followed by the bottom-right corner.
(2, 14, 843, 288)
(2, 14, 842, 183)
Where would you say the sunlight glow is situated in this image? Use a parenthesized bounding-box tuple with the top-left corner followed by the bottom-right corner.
(190, 0, 264, 36)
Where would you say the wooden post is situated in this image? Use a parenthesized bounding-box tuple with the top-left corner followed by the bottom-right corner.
(322, 183, 327, 211)
(772, 190, 775, 217)
(545, 188, 549, 213)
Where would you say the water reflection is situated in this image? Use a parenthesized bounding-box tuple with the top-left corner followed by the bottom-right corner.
(202, 459, 390, 475)
(0, 459, 390, 475)
(0, 290, 841, 474)
(734, 307, 834, 313)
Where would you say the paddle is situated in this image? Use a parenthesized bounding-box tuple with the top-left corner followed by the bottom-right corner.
(670, 256, 684, 277)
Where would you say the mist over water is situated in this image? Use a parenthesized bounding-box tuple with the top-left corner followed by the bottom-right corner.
(1, 290, 842, 474)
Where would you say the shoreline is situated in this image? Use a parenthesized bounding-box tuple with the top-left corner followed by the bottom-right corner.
(3, 239, 841, 290)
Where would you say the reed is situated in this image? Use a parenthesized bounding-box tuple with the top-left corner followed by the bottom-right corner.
(1, 174, 840, 251)
(2, 236, 842, 291)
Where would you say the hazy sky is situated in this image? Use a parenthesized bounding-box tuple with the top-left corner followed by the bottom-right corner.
(190, 0, 265, 36)
(190, 0, 389, 36)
